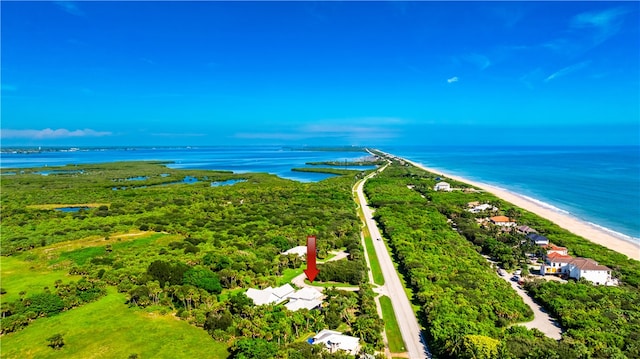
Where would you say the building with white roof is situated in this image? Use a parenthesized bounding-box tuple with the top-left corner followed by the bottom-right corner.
(285, 287, 323, 311)
(311, 329, 360, 354)
(247, 284, 324, 311)
(282, 246, 307, 257)
(433, 181, 451, 192)
(245, 284, 295, 306)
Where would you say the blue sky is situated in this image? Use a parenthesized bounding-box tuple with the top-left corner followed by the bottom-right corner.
(1, 1, 638, 146)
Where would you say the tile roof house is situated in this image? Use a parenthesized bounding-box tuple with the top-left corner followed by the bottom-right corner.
(490, 216, 517, 227)
(310, 329, 360, 354)
(516, 225, 538, 234)
(542, 243, 568, 256)
(541, 252, 574, 275)
(566, 258, 613, 285)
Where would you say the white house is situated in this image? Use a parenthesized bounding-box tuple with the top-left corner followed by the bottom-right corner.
(282, 246, 307, 257)
(467, 203, 498, 213)
(247, 284, 325, 311)
(311, 329, 360, 355)
(433, 182, 451, 192)
(541, 252, 573, 275)
(566, 258, 613, 285)
(246, 284, 295, 306)
(284, 287, 323, 311)
(490, 216, 517, 227)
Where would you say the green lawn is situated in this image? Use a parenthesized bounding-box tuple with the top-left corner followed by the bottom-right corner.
(363, 235, 385, 285)
(353, 179, 385, 286)
(0, 256, 81, 302)
(278, 267, 304, 285)
(303, 279, 359, 288)
(380, 295, 405, 353)
(1, 288, 229, 359)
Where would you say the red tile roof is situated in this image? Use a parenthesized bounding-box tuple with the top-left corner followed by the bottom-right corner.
(546, 252, 573, 262)
(543, 243, 568, 252)
(490, 216, 512, 222)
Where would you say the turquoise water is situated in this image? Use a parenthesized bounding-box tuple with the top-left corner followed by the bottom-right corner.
(0, 146, 372, 183)
(383, 146, 640, 242)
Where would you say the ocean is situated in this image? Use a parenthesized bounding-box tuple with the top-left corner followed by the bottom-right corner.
(1, 145, 638, 243)
(383, 146, 640, 243)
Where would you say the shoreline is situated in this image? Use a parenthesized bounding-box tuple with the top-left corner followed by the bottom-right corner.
(383, 152, 640, 260)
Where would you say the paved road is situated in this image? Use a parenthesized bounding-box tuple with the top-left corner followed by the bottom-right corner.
(291, 251, 359, 292)
(356, 165, 431, 359)
(499, 274, 563, 339)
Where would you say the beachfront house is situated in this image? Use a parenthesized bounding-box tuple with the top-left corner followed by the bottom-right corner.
(467, 203, 498, 213)
(527, 233, 550, 246)
(310, 330, 360, 355)
(489, 216, 516, 227)
(517, 225, 537, 234)
(543, 243, 568, 256)
(541, 252, 574, 275)
(434, 181, 451, 192)
(566, 258, 613, 285)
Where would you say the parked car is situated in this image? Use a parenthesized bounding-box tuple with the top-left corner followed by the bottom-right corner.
(511, 275, 520, 282)
(497, 269, 506, 276)
(514, 269, 522, 276)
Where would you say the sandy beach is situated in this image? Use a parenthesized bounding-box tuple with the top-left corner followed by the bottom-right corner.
(386, 153, 640, 261)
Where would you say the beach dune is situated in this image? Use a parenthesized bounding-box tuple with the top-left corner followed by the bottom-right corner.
(387, 153, 640, 260)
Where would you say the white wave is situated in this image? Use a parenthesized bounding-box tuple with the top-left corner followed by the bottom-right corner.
(516, 194, 571, 215)
(586, 222, 640, 243)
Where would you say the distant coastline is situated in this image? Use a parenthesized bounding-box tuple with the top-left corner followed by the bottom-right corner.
(380, 150, 640, 260)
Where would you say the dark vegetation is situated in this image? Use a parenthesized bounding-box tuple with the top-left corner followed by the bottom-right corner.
(365, 156, 640, 358)
(0, 161, 382, 357)
(305, 159, 384, 167)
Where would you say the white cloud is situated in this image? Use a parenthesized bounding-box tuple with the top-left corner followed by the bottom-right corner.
(447, 76, 459, 84)
(54, 1, 84, 16)
(235, 117, 405, 141)
(544, 61, 591, 82)
(463, 53, 492, 70)
(571, 7, 629, 44)
(1, 128, 112, 139)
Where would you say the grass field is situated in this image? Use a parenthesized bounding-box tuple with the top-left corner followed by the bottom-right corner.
(304, 279, 359, 288)
(279, 267, 304, 285)
(353, 179, 385, 286)
(26, 203, 110, 210)
(0, 256, 81, 302)
(363, 235, 385, 285)
(379, 295, 405, 353)
(1, 288, 229, 359)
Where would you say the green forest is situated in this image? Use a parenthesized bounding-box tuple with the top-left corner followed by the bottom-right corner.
(0, 161, 382, 358)
(363, 157, 640, 359)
